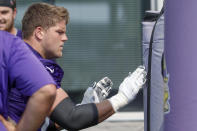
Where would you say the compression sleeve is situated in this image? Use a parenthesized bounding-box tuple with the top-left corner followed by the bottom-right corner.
(50, 98, 98, 130)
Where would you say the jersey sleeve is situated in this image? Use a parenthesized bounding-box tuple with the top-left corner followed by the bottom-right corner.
(8, 37, 56, 96)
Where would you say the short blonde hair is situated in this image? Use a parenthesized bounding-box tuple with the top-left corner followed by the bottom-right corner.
(22, 2, 69, 39)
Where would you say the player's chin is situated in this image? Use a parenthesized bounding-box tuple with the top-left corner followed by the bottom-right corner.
(56, 52, 63, 58)
(0, 26, 6, 31)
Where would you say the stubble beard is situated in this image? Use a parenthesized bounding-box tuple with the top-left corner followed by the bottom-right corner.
(5, 17, 15, 33)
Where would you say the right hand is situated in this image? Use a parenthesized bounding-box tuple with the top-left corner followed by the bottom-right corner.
(118, 65, 146, 102)
(93, 77, 113, 101)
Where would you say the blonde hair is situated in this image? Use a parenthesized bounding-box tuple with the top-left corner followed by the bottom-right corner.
(22, 2, 69, 39)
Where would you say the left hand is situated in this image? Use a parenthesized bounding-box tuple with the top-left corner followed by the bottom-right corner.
(81, 77, 113, 104)
(0, 115, 16, 131)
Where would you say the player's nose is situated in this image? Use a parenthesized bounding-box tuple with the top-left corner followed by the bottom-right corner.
(62, 33, 68, 42)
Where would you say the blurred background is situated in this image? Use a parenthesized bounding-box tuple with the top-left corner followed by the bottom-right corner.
(15, 0, 162, 125)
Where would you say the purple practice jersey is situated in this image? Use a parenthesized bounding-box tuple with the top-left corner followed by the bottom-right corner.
(26, 44, 64, 89)
(15, 29, 63, 88)
(0, 31, 56, 130)
(8, 40, 64, 124)
(16, 30, 22, 38)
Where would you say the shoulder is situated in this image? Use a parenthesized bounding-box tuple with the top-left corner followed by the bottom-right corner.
(0, 31, 28, 53)
(41, 60, 64, 88)
(0, 31, 16, 49)
(42, 60, 64, 77)
(0, 31, 25, 64)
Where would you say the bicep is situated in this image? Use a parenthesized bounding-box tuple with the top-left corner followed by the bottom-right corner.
(50, 88, 69, 114)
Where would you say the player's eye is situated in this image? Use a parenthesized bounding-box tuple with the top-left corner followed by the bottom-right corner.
(1, 10, 9, 15)
(56, 29, 65, 34)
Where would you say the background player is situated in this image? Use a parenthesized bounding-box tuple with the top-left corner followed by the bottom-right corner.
(0, 0, 22, 37)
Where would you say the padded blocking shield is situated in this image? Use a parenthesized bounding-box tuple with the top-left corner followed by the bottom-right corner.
(142, 11, 165, 131)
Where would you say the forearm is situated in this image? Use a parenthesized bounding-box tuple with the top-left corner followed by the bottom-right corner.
(96, 100, 115, 123)
(50, 99, 114, 131)
(16, 84, 56, 131)
(50, 98, 98, 130)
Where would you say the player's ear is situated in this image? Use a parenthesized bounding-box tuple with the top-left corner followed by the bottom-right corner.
(35, 26, 45, 40)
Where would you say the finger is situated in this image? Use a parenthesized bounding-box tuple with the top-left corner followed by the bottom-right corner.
(138, 65, 145, 70)
(0, 115, 8, 126)
(128, 69, 146, 80)
(8, 117, 16, 126)
(99, 77, 113, 88)
(106, 86, 112, 93)
(129, 66, 146, 78)
(136, 71, 147, 86)
(103, 77, 113, 87)
(0, 115, 6, 122)
(0, 115, 16, 131)
(92, 82, 97, 89)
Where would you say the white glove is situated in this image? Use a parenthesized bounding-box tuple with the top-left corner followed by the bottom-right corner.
(109, 65, 146, 111)
(81, 77, 113, 104)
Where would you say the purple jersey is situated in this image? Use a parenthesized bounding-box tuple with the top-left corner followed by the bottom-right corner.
(26, 44, 64, 88)
(15, 29, 63, 88)
(7, 35, 64, 124)
(0, 31, 56, 130)
(16, 30, 22, 38)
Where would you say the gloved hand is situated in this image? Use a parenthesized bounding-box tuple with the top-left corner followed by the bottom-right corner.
(109, 65, 146, 111)
(119, 65, 146, 102)
(81, 77, 113, 104)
